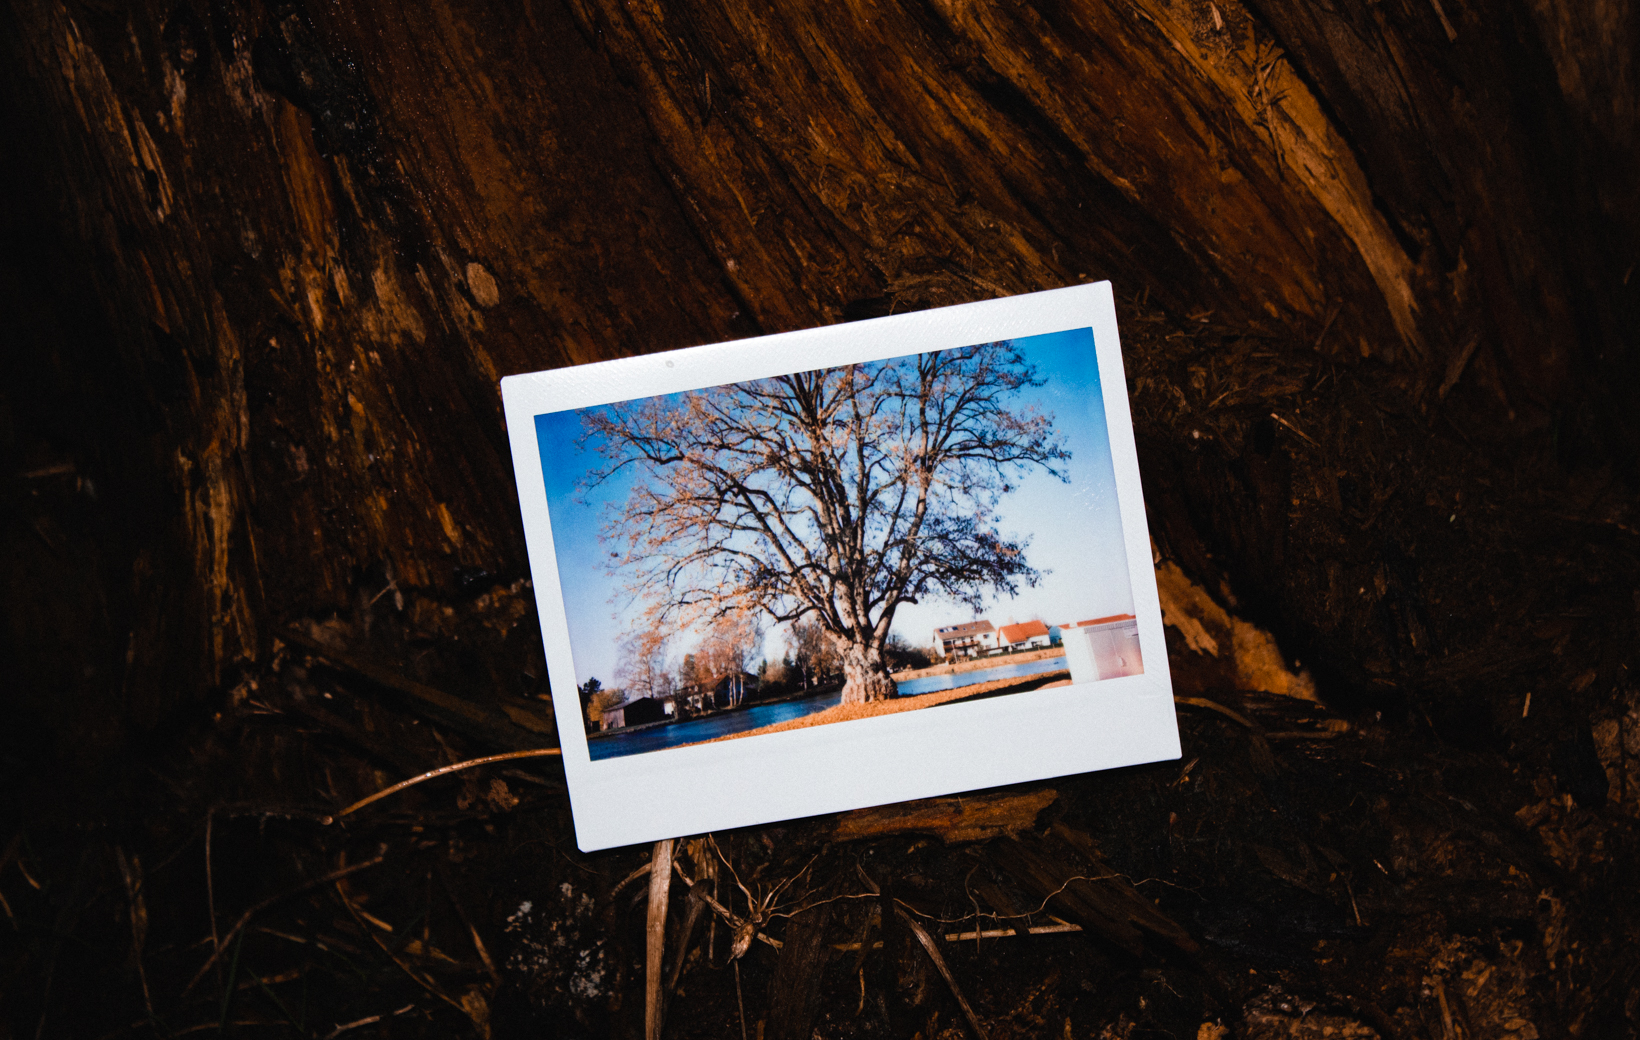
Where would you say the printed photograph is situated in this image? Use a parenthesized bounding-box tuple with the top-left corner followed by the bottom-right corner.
(535, 328, 1141, 760)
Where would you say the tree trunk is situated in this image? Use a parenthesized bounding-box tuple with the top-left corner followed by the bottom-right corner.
(836, 639, 898, 705)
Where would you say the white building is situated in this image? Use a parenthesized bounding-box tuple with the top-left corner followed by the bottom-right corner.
(1059, 614, 1143, 684)
(934, 620, 997, 657)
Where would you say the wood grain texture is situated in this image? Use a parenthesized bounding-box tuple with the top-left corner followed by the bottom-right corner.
(762, 894, 835, 1040)
(832, 789, 1058, 845)
(2, 0, 1633, 763)
(989, 829, 1199, 956)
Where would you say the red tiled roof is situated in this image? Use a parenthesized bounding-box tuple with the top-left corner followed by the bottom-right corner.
(997, 619, 1050, 644)
(1067, 613, 1136, 627)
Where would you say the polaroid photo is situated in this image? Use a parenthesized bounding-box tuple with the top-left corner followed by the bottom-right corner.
(502, 282, 1179, 851)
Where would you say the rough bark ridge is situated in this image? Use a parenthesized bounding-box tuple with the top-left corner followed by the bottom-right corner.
(2, 0, 1633, 735)
(837, 640, 898, 705)
(3, 0, 1639, 1035)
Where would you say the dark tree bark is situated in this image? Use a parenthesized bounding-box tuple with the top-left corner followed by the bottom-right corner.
(3, 0, 1638, 1034)
(3, 0, 1634, 736)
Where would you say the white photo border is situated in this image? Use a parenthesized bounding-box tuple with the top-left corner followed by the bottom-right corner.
(502, 281, 1179, 851)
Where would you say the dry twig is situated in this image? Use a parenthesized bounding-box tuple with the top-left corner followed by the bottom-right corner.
(856, 867, 990, 1040)
(1174, 696, 1261, 731)
(322, 1003, 417, 1039)
(181, 854, 385, 999)
(899, 910, 991, 1040)
(328, 748, 561, 821)
(334, 871, 471, 1018)
(203, 809, 225, 994)
(114, 847, 154, 1021)
(1270, 411, 1320, 448)
(646, 839, 674, 1040)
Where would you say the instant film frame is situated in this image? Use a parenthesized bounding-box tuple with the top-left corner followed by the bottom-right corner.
(502, 282, 1179, 851)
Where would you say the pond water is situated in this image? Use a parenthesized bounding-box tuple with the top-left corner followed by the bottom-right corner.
(891, 654, 1068, 697)
(588, 687, 847, 759)
(586, 653, 1069, 760)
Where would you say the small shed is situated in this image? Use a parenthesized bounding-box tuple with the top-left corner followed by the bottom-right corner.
(1060, 614, 1143, 684)
(618, 696, 670, 727)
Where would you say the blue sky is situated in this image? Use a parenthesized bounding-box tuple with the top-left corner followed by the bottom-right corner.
(535, 327, 1134, 690)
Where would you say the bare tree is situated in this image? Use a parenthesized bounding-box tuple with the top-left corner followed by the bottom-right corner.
(694, 612, 763, 707)
(585, 342, 1069, 703)
(616, 629, 674, 703)
(787, 618, 839, 690)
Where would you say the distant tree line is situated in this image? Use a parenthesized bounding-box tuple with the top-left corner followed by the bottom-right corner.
(580, 616, 939, 731)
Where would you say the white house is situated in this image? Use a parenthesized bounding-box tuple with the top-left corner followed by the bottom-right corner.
(1059, 614, 1143, 684)
(934, 620, 997, 657)
(995, 619, 1052, 651)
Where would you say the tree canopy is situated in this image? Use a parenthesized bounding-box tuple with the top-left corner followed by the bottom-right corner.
(584, 341, 1069, 702)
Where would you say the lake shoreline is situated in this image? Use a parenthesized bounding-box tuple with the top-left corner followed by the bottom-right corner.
(890, 645, 1066, 682)
(590, 652, 1067, 742)
(588, 654, 1071, 757)
(683, 669, 1072, 747)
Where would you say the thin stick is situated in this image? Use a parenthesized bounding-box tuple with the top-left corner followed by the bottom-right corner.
(610, 862, 655, 903)
(709, 835, 757, 913)
(1269, 412, 1321, 448)
(205, 810, 220, 988)
(1312, 301, 1343, 350)
(1173, 696, 1261, 731)
(336, 876, 468, 1015)
(1427, 0, 1457, 42)
(646, 839, 674, 1040)
(1342, 872, 1362, 926)
(169, 1020, 282, 1035)
(897, 907, 990, 1040)
(831, 922, 1084, 950)
(944, 923, 1081, 942)
(436, 866, 499, 985)
(323, 1003, 416, 1039)
(667, 891, 708, 995)
(1434, 974, 1456, 1038)
(1438, 336, 1480, 400)
(734, 961, 748, 1040)
(328, 748, 561, 821)
(181, 855, 385, 998)
(763, 851, 821, 909)
(219, 928, 245, 1031)
(115, 847, 154, 1022)
(14, 844, 41, 891)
